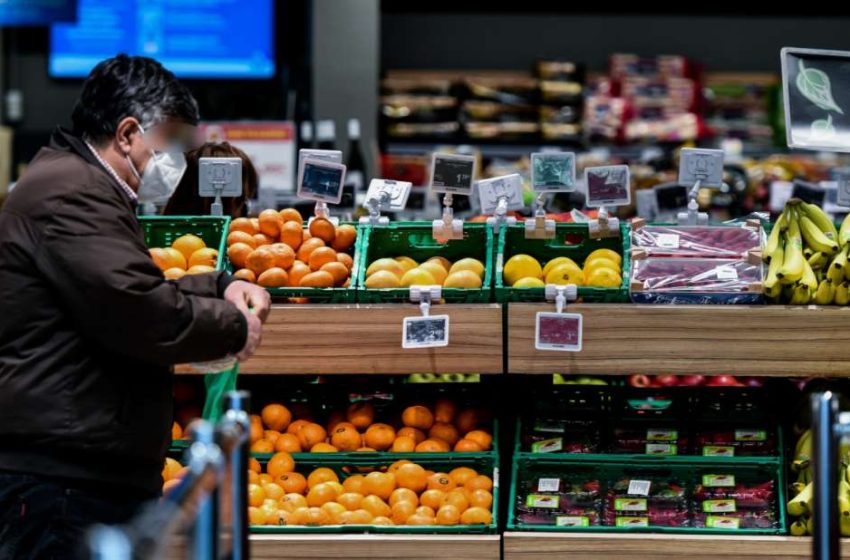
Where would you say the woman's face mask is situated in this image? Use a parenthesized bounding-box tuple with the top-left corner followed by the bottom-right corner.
(126, 124, 188, 204)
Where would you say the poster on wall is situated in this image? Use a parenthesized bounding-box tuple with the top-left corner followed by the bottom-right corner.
(0, 0, 76, 25)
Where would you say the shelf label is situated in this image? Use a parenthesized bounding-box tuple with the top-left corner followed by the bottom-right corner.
(615, 498, 647, 512)
(735, 429, 767, 442)
(703, 499, 737, 513)
(627, 480, 652, 496)
(703, 445, 735, 457)
(615, 516, 649, 527)
(706, 516, 741, 529)
(537, 478, 561, 492)
(646, 429, 677, 442)
(402, 315, 449, 349)
(702, 474, 736, 488)
(526, 494, 559, 509)
(535, 312, 583, 352)
(656, 233, 680, 249)
(716, 266, 739, 280)
(555, 515, 590, 527)
(531, 437, 563, 454)
(645, 443, 677, 455)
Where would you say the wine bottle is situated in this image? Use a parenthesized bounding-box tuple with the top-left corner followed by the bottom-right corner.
(316, 120, 336, 150)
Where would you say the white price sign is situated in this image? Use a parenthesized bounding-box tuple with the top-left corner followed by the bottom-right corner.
(402, 315, 450, 349)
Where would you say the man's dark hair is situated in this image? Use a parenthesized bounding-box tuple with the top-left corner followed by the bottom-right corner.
(71, 54, 199, 143)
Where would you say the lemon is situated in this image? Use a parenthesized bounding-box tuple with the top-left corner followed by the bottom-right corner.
(444, 270, 482, 288)
(513, 277, 545, 288)
(449, 258, 485, 279)
(503, 254, 543, 286)
(425, 256, 452, 272)
(586, 248, 622, 267)
(543, 256, 579, 277)
(367, 258, 406, 279)
(583, 256, 620, 274)
(419, 261, 448, 285)
(365, 270, 401, 288)
(545, 262, 585, 285)
(585, 266, 621, 288)
(394, 256, 419, 273)
(400, 267, 437, 287)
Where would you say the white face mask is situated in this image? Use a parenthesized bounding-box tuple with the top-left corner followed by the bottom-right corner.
(126, 124, 188, 204)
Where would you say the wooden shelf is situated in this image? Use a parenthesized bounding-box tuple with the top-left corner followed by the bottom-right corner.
(503, 532, 848, 559)
(177, 304, 503, 375)
(508, 303, 850, 376)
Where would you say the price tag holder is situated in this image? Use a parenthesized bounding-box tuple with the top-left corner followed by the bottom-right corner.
(297, 158, 347, 205)
(361, 179, 412, 225)
(583, 165, 629, 239)
(430, 153, 475, 243)
(531, 152, 577, 193)
(537, 478, 561, 492)
(536, 284, 581, 352)
(836, 169, 850, 207)
(298, 148, 343, 170)
(477, 173, 524, 231)
(198, 157, 242, 216)
(678, 148, 724, 188)
(627, 480, 651, 496)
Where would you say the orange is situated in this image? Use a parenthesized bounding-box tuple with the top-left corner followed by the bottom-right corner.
(387, 460, 412, 475)
(188, 248, 218, 268)
(416, 439, 449, 453)
(250, 439, 274, 453)
(263, 482, 285, 501)
(248, 483, 266, 507)
(306, 482, 338, 507)
(280, 221, 303, 250)
(162, 457, 182, 482)
(276, 472, 307, 495)
(266, 452, 295, 478)
(162, 478, 181, 494)
(297, 237, 325, 263)
(455, 409, 480, 434)
(297, 423, 327, 450)
(419, 490, 445, 510)
(171, 422, 182, 441)
(258, 474, 273, 485)
(464, 475, 493, 493)
(258, 267, 289, 288)
(428, 423, 460, 447)
(362, 471, 396, 500)
(247, 471, 259, 485)
(233, 268, 256, 283)
(337, 492, 364, 511)
(402, 406, 434, 430)
(287, 419, 310, 435)
(415, 505, 436, 518)
(258, 209, 284, 239)
(274, 433, 301, 453)
(187, 265, 215, 275)
(330, 423, 361, 451)
(391, 501, 417, 524)
(250, 218, 261, 232)
(442, 490, 469, 511)
(302, 229, 313, 241)
(249, 415, 264, 442)
(286, 506, 308, 525)
(227, 230, 257, 248)
(172, 234, 206, 261)
(406, 513, 435, 526)
(163, 267, 186, 280)
(287, 261, 311, 287)
(364, 423, 396, 451)
(395, 463, 428, 492)
(308, 246, 338, 271)
(449, 467, 477, 487)
(468, 489, 493, 509)
(372, 516, 393, 526)
(264, 430, 282, 445)
(346, 402, 375, 430)
(311, 442, 338, 453)
(434, 400, 455, 425)
(427, 472, 456, 492)
(227, 242, 254, 269)
(460, 506, 492, 525)
(279, 493, 308, 513)
(309, 218, 336, 243)
(390, 436, 416, 452)
(248, 506, 267, 526)
(331, 224, 357, 251)
(454, 439, 483, 452)
(230, 217, 258, 235)
(253, 233, 274, 247)
(268, 243, 296, 270)
(307, 467, 339, 489)
(262, 404, 292, 432)
(246, 247, 277, 275)
(325, 411, 346, 433)
(150, 247, 186, 271)
(465, 430, 492, 451)
(348, 509, 373, 525)
(321, 501, 347, 523)
(425, 256, 451, 271)
(436, 504, 461, 525)
(298, 271, 334, 288)
(397, 427, 426, 444)
(279, 208, 304, 225)
(320, 262, 350, 286)
(389, 488, 419, 507)
(174, 466, 190, 480)
(302, 507, 332, 526)
(361, 495, 391, 518)
(342, 474, 366, 494)
(248, 457, 262, 473)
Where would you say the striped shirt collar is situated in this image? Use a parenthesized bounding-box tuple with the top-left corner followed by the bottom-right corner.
(84, 141, 139, 203)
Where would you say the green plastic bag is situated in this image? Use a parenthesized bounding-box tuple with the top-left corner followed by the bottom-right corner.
(202, 363, 240, 422)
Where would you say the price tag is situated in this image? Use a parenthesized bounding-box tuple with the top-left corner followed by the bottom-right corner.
(364, 179, 412, 211)
(401, 315, 449, 349)
(702, 474, 736, 487)
(584, 165, 631, 208)
(531, 437, 563, 453)
(716, 266, 739, 280)
(537, 478, 561, 492)
(535, 312, 582, 352)
(297, 158, 347, 204)
(656, 233, 680, 249)
(703, 499, 736, 513)
(706, 516, 741, 529)
(556, 516, 590, 527)
(703, 445, 735, 457)
(646, 429, 677, 442)
(526, 494, 560, 509)
(615, 498, 647, 512)
(735, 429, 767, 442)
(645, 443, 677, 455)
(531, 152, 577, 193)
(476, 173, 525, 214)
(678, 148, 724, 188)
(198, 157, 243, 196)
(430, 153, 476, 195)
(837, 172, 850, 207)
(627, 480, 652, 496)
(616, 516, 649, 527)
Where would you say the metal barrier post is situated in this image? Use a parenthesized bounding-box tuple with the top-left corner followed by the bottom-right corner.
(813, 391, 840, 560)
(222, 390, 251, 560)
(190, 421, 220, 560)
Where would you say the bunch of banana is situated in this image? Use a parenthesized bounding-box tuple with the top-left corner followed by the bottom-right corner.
(764, 199, 850, 305)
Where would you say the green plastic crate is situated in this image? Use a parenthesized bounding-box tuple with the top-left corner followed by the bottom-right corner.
(507, 454, 786, 535)
(222, 222, 362, 303)
(139, 215, 230, 271)
(357, 222, 493, 303)
(495, 222, 630, 303)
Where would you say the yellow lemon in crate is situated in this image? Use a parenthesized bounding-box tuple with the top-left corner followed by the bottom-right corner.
(543, 256, 579, 277)
(366, 258, 406, 279)
(188, 247, 219, 268)
(586, 248, 622, 267)
(449, 258, 485, 279)
(503, 254, 542, 286)
(583, 256, 620, 274)
(545, 262, 585, 286)
(400, 268, 437, 287)
(419, 261, 448, 285)
(425, 256, 452, 272)
(513, 277, 545, 288)
(394, 256, 418, 272)
(585, 267, 621, 288)
(365, 270, 401, 289)
(444, 270, 482, 289)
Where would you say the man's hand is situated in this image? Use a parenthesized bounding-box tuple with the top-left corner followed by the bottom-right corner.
(236, 311, 262, 362)
(224, 280, 271, 323)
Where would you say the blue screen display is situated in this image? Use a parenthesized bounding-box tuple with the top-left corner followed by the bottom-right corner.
(0, 0, 76, 26)
(49, 0, 274, 79)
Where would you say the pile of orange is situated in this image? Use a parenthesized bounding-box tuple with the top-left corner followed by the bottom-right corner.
(249, 400, 493, 454)
(161, 457, 189, 494)
(225, 208, 356, 289)
(150, 234, 218, 279)
(247, 453, 494, 527)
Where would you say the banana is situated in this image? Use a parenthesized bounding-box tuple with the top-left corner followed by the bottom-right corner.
(765, 282, 783, 299)
(764, 212, 785, 262)
(779, 209, 805, 284)
(801, 258, 818, 291)
(800, 215, 840, 255)
(814, 278, 836, 305)
(795, 429, 813, 459)
(807, 516, 815, 536)
(841, 513, 850, 538)
(845, 258, 850, 282)
(782, 284, 796, 304)
(804, 247, 814, 260)
(788, 482, 813, 516)
(836, 282, 850, 306)
(790, 518, 808, 536)
(790, 481, 806, 495)
(840, 212, 850, 247)
(764, 240, 785, 289)
(790, 283, 813, 305)
(795, 430, 813, 471)
(808, 251, 828, 270)
(801, 200, 839, 241)
(829, 246, 848, 284)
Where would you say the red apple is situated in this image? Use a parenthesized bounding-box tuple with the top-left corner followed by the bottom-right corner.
(628, 374, 652, 388)
(679, 375, 705, 386)
(706, 375, 744, 387)
(654, 375, 680, 387)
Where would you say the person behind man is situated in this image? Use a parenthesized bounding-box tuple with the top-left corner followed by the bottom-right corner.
(0, 54, 270, 558)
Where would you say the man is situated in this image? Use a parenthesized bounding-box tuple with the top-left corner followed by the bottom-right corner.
(0, 55, 270, 558)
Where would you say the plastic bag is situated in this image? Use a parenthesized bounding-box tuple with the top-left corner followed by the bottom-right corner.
(201, 362, 239, 423)
(631, 225, 762, 258)
(630, 258, 763, 304)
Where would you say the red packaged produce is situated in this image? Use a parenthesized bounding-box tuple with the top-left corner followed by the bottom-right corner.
(693, 476, 775, 509)
(631, 225, 762, 259)
(695, 428, 776, 457)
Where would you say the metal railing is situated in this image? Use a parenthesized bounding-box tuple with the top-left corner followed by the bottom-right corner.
(88, 391, 252, 560)
(811, 390, 850, 560)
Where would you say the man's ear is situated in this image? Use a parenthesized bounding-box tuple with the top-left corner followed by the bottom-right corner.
(115, 117, 140, 155)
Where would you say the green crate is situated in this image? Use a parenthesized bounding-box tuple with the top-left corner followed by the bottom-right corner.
(139, 215, 230, 271)
(507, 454, 786, 535)
(356, 222, 493, 303)
(222, 222, 362, 303)
(494, 222, 630, 303)
(249, 454, 499, 534)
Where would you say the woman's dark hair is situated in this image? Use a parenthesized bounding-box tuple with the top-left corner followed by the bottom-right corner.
(71, 54, 199, 143)
(164, 142, 258, 218)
